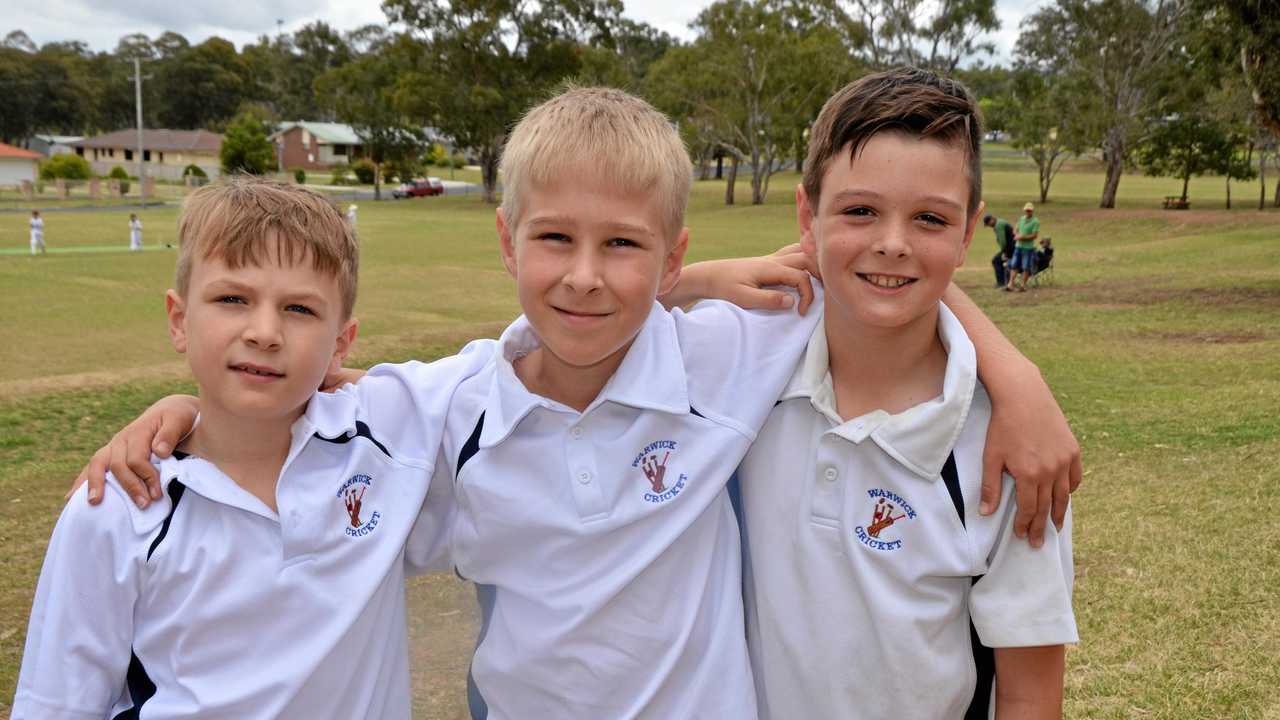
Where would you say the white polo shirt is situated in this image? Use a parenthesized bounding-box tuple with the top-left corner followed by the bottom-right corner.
(13, 347, 491, 720)
(438, 295, 818, 719)
(738, 303, 1078, 720)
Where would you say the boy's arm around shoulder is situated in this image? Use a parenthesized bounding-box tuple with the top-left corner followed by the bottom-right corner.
(943, 284, 1082, 546)
(14, 482, 151, 718)
(671, 275, 821, 435)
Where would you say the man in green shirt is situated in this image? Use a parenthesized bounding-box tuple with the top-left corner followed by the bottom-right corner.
(984, 214, 1015, 287)
(1005, 202, 1040, 292)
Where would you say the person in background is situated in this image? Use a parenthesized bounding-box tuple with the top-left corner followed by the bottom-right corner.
(30, 210, 46, 256)
(346, 203, 358, 228)
(1005, 202, 1040, 292)
(984, 213, 1015, 288)
(129, 213, 143, 251)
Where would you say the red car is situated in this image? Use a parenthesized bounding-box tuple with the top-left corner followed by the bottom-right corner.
(392, 177, 444, 198)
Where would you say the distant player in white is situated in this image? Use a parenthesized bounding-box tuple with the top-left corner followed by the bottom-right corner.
(29, 210, 45, 255)
(129, 213, 143, 251)
(347, 203, 357, 228)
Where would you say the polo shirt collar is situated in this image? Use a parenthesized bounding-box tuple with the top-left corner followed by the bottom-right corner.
(480, 302, 691, 448)
(782, 302, 977, 480)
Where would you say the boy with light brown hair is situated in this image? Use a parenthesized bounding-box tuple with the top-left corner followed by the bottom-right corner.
(81, 87, 1079, 718)
(738, 67, 1076, 719)
(17, 178, 491, 718)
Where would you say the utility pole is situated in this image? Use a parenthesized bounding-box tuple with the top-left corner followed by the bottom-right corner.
(132, 57, 149, 204)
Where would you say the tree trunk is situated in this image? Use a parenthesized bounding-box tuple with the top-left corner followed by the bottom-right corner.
(715, 153, 724, 180)
(1100, 128, 1125, 209)
(1039, 160, 1050, 203)
(480, 145, 499, 204)
(374, 162, 382, 201)
(1225, 173, 1230, 209)
(1258, 148, 1266, 209)
(751, 154, 765, 206)
(697, 146, 711, 182)
(1181, 173, 1190, 204)
(724, 155, 738, 206)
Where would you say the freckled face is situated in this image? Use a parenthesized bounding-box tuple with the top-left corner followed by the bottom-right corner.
(799, 132, 980, 334)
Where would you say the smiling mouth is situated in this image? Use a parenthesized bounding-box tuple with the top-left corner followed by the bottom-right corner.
(231, 363, 284, 378)
(554, 307, 611, 319)
(857, 273, 916, 289)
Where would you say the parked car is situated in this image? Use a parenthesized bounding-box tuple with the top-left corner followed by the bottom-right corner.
(391, 177, 445, 198)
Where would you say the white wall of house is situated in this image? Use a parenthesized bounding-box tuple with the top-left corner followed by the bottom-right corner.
(0, 158, 38, 185)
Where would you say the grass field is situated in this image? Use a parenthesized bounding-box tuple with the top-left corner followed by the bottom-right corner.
(1, 156, 1278, 718)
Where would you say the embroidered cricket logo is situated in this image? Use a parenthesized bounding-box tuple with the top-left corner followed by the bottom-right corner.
(336, 473, 381, 538)
(632, 440, 688, 504)
(855, 489, 917, 552)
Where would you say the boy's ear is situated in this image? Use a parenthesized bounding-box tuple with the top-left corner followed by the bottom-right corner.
(497, 207, 518, 278)
(958, 200, 985, 267)
(796, 184, 818, 258)
(165, 289, 188, 354)
(657, 227, 690, 296)
(328, 317, 359, 378)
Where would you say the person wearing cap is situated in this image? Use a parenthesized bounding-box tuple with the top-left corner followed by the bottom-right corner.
(984, 214, 1015, 287)
(1005, 202, 1040, 292)
(346, 203, 358, 228)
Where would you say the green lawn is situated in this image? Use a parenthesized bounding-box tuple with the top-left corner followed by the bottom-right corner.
(1, 162, 1278, 718)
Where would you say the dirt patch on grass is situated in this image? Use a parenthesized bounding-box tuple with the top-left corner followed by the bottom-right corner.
(1142, 330, 1269, 344)
(1075, 283, 1280, 309)
(1068, 208, 1280, 226)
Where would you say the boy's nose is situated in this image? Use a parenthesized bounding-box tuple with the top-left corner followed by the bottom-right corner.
(562, 248, 604, 293)
(872, 222, 911, 259)
(243, 309, 283, 349)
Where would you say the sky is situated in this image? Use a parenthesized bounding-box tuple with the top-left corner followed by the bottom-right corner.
(6, 0, 1048, 66)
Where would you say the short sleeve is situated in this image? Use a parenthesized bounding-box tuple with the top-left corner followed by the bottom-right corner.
(969, 483, 1077, 648)
(671, 278, 821, 435)
(345, 340, 496, 464)
(12, 484, 142, 719)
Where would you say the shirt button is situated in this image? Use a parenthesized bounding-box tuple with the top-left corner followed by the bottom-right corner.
(823, 467, 838, 481)
(578, 471, 592, 484)
(571, 426, 584, 439)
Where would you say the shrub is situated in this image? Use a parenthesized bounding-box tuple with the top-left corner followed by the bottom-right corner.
(425, 143, 448, 167)
(220, 112, 276, 175)
(294, 168, 306, 184)
(182, 164, 208, 179)
(39, 154, 92, 181)
(330, 163, 351, 185)
(351, 158, 376, 185)
(451, 153, 466, 169)
(108, 165, 131, 195)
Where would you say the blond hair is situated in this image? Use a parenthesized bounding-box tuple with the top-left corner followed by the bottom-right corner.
(175, 176, 359, 318)
(500, 85, 692, 240)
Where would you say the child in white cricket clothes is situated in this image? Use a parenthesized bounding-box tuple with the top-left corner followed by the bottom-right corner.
(737, 68, 1077, 720)
(29, 209, 45, 255)
(13, 179, 494, 719)
(82, 88, 1081, 719)
(129, 212, 143, 250)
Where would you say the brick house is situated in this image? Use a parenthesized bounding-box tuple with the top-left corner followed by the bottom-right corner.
(71, 129, 223, 181)
(0, 141, 41, 186)
(270, 122, 365, 171)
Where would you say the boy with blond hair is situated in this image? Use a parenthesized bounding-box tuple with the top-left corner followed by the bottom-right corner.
(15, 178, 492, 718)
(83, 86, 1079, 718)
(738, 67, 1076, 719)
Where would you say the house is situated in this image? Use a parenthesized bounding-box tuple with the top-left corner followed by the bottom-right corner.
(28, 134, 84, 158)
(270, 122, 365, 171)
(71, 129, 223, 181)
(0, 141, 42, 186)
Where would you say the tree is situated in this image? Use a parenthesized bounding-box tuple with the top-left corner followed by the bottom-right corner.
(1134, 113, 1253, 203)
(155, 37, 249, 129)
(383, 0, 623, 203)
(653, 0, 848, 206)
(316, 40, 425, 200)
(220, 112, 276, 174)
(1019, 0, 1190, 208)
(1206, 0, 1280, 135)
(831, 0, 1000, 73)
(1004, 69, 1089, 202)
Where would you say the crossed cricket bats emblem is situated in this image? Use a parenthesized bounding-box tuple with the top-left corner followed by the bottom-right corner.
(641, 451, 671, 493)
(867, 498, 906, 537)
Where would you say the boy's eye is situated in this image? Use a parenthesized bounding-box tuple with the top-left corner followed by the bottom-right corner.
(216, 295, 247, 305)
(538, 232, 569, 242)
(607, 237, 638, 248)
(841, 206, 874, 217)
(917, 213, 948, 227)
(285, 304, 316, 316)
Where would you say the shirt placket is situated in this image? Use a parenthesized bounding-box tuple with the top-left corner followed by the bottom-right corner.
(564, 415, 610, 521)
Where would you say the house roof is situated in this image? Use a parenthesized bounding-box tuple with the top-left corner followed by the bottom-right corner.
(33, 134, 83, 144)
(72, 129, 222, 153)
(0, 142, 43, 160)
(271, 121, 362, 145)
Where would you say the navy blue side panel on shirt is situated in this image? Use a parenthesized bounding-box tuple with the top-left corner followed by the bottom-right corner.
(943, 451, 994, 719)
(456, 412, 485, 480)
(314, 420, 393, 459)
(147, 480, 187, 561)
(467, 583, 498, 720)
(112, 652, 157, 720)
